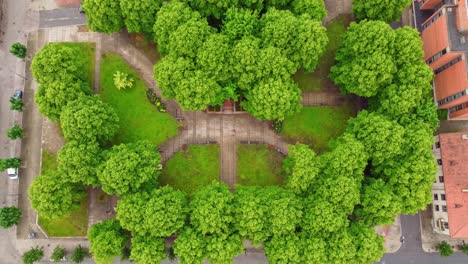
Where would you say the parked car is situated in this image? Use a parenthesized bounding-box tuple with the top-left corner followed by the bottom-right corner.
(12, 90, 22, 100)
(79, 5, 85, 14)
(7, 168, 18, 180)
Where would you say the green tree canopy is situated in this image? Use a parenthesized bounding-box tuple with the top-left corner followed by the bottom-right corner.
(264, 187, 303, 237)
(264, 234, 302, 264)
(120, 0, 163, 34)
(29, 173, 85, 219)
(349, 221, 386, 263)
(0, 207, 22, 228)
(291, 0, 327, 20)
(189, 183, 234, 235)
(187, 0, 238, 19)
(352, 0, 411, 23)
(60, 96, 119, 143)
(97, 141, 161, 196)
(116, 186, 187, 237)
(222, 8, 260, 41)
(168, 18, 213, 59)
(82, 0, 123, 33)
(173, 227, 207, 264)
(88, 219, 126, 264)
(283, 144, 319, 194)
(206, 234, 244, 264)
(57, 140, 101, 186)
(129, 235, 166, 264)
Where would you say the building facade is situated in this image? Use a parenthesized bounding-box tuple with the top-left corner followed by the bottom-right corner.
(414, 0, 468, 119)
(431, 132, 468, 238)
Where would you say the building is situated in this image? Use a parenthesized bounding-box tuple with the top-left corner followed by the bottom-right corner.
(414, 0, 468, 119)
(432, 132, 468, 238)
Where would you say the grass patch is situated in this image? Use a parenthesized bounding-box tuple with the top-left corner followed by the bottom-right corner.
(38, 196, 88, 237)
(59, 42, 95, 88)
(100, 53, 179, 147)
(281, 103, 356, 153)
(293, 15, 351, 92)
(237, 144, 284, 186)
(160, 144, 220, 195)
(38, 150, 88, 237)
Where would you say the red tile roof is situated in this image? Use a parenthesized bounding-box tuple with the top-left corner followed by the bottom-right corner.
(421, 10, 449, 61)
(440, 132, 468, 238)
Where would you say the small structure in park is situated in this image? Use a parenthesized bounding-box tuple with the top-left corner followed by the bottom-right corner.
(431, 132, 468, 237)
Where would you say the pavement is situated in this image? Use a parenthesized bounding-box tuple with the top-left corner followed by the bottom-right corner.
(39, 7, 86, 28)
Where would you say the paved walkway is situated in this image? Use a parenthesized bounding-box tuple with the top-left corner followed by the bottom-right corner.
(324, 0, 352, 23)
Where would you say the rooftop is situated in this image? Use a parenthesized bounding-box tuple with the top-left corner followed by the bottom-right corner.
(439, 132, 468, 238)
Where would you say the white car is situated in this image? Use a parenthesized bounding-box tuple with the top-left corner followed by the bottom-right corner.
(7, 168, 18, 180)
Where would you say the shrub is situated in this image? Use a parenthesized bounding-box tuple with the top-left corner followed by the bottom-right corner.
(272, 120, 283, 133)
(146, 89, 167, 112)
(439, 241, 454, 257)
(0, 207, 22, 228)
(10, 43, 27, 58)
(0, 158, 21, 171)
(459, 241, 468, 254)
(71, 245, 88, 263)
(113, 71, 134, 90)
(10, 98, 23, 112)
(22, 247, 44, 264)
(50, 246, 65, 262)
(7, 124, 23, 140)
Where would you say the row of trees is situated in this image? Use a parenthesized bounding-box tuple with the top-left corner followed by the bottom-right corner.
(83, 0, 328, 120)
(352, 0, 412, 23)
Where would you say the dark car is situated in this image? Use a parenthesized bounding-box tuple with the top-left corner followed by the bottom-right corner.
(79, 5, 85, 14)
(12, 90, 23, 99)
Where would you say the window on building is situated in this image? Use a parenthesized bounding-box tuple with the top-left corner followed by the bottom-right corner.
(434, 194, 439, 200)
(435, 205, 440, 211)
(441, 194, 446, 201)
(444, 222, 449, 229)
(435, 142, 441, 148)
(442, 205, 448, 212)
(439, 176, 445, 183)
(437, 159, 443, 165)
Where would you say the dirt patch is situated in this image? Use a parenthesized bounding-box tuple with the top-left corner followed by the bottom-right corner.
(127, 33, 161, 64)
(41, 118, 64, 155)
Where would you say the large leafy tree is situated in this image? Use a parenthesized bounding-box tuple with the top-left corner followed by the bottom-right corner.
(349, 222, 386, 263)
(264, 187, 303, 237)
(222, 8, 260, 41)
(120, 0, 163, 34)
(352, 0, 411, 23)
(82, 0, 123, 33)
(98, 141, 161, 196)
(173, 227, 207, 264)
(57, 140, 101, 186)
(88, 219, 126, 264)
(283, 144, 319, 194)
(168, 18, 213, 59)
(60, 96, 119, 143)
(264, 234, 302, 264)
(116, 186, 187, 237)
(29, 173, 85, 219)
(327, 230, 357, 264)
(189, 183, 234, 235)
(129, 235, 166, 264)
(206, 234, 244, 264)
(290, 0, 327, 20)
(0, 207, 22, 228)
(187, 0, 238, 18)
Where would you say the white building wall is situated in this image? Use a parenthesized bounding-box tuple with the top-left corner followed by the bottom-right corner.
(432, 135, 450, 235)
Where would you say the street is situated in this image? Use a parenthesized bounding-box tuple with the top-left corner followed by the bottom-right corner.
(39, 7, 86, 28)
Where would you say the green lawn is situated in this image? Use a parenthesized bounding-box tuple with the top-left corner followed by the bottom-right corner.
(38, 150, 88, 237)
(293, 15, 351, 92)
(59, 42, 95, 88)
(281, 104, 356, 153)
(99, 53, 179, 147)
(237, 144, 284, 186)
(160, 145, 220, 195)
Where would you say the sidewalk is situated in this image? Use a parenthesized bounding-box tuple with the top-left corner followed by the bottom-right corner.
(375, 216, 403, 253)
(30, 0, 80, 11)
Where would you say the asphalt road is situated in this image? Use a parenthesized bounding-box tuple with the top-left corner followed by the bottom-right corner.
(39, 7, 86, 28)
(378, 214, 468, 264)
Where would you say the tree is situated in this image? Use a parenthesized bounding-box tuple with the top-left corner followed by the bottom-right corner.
(196, 34, 232, 84)
(331, 20, 396, 97)
(173, 70, 221, 110)
(31, 43, 87, 84)
(82, 0, 123, 33)
(290, 0, 327, 20)
(88, 220, 126, 264)
(116, 186, 187, 237)
(35, 78, 91, 121)
(97, 141, 161, 196)
(129, 235, 166, 264)
(0, 206, 22, 228)
(206, 234, 244, 264)
(326, 231, 357, 264)
(352, 0, 411, 23)
(22, 247, 44, 264)
(7, 124, 23, 140)
(154, 55, 195, 100)
(173, 227, 207, 264)
(71, 245, 88, 263)
(233, 186, 270, 245)
(301, 234, 328, 264)
(57, 140, 101, 186)
(349, 221, 385, 263)
(190, 183, 234, 235)
(0, 158, 21, 171)
(168, 18, 213, 59)
(264, 187, 303, 237)
(29, 172, 85, 219)
(283, 144, 319, 194)
(222, 8, 260, 41)
(120, 0, 163, 34)
(50, 246, 65, 263)
(60, 96, 119, 143)
(302, 197, 349, 234)
(113, 71, 134, 90)
(186, 0, 237, 19)
(264, 235, 302, 264)
(10, 42, 27, 58)
(153, 1, 201, 55)
(438, 241, 454, 257)
(10, 97, 23, 111)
